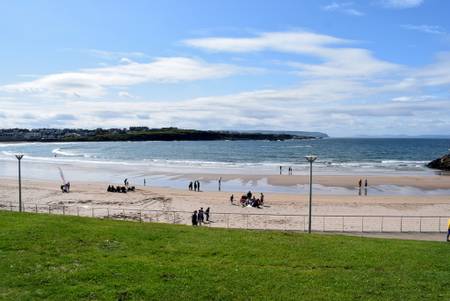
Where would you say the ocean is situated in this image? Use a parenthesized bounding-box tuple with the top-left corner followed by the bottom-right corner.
(0, 138, 448, 175)
(1, 138, 449, 195)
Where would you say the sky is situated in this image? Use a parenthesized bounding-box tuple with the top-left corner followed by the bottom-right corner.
(1, 0, 450, 137)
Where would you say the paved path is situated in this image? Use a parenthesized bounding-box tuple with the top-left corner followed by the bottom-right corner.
(337, 232, 448, 242)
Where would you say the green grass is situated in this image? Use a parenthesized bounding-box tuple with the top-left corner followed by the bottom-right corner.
(0, 212, 449, 300)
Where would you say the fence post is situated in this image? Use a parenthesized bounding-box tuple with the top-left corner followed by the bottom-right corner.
(226, 214, 229, 229)
(107, 208, 110, 218)
(91, 208, 94, 218)
(63, 206, 65, 216)
(419, 217, 422, 233)
(139, 210, 142, 222)
(77, 207, 79, 216)
(173, 212, 176, 224)
(400, 216, 403, 232)
(48, 206, 51, 214)
(342, 217, 345, 232)
(381, 217, 384, 232)
(361, 216, 364, 232)
(438, 217, 441, 232)
(322, 216, 325, 232)
(10, 202, 12, 212)
(246, 214, 249, 229)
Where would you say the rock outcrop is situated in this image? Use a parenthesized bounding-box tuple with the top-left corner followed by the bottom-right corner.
(427, 154, 450, 171)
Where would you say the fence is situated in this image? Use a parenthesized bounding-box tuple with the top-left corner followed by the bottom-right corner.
(1, 202, 448, 233)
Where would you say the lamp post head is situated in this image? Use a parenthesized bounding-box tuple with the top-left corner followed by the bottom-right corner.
(15, 154, 24, 160)
(304, 155, 317, 163)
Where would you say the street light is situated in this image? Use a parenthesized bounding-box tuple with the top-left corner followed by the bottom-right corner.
(15, 154, 24, 212)
(305, 155, 317, 233)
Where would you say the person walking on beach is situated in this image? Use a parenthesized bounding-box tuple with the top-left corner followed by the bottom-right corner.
(260, 193, 264, 206)
(193, 181, 198, 192)
(197, 180, 201, 192)
(205, 207, 210, 222)
(124, 178, 128, 186)
(192, 210, 198, 226)
(144, 178, 146, 186)
(230, 194, 234, 204)
(364, 178, 368, 196)
(218, 177, 222, 191)
(198, 207, 204, 225)
(189, 181, 193, 191)
(279, 166, 282, 175)
(358, 179, 362, 188)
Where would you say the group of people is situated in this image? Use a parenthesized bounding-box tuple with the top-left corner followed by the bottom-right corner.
(107, 185, 135, 193)
(229, 191, 264, 208)
(188, 180, 201, 192)
(358, 178, 369, 196)
(279, 166, 294, 175)
(192, 207, 210, 226)
(60, 182, 71, 193)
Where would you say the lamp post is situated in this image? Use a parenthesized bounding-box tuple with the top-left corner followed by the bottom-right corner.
(305, 155, 317, 233)
(15, 154, 24, 212)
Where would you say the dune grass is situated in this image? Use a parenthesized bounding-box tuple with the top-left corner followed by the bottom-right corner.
(0, 211, 449, 300)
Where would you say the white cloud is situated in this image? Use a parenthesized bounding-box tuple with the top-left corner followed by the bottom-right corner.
(401, 24, 446, 35)
(118, 91, 134, 98)
(184, 31, 348, 53)
(0, 57, 243, 98)
(377, 0, 424, 9)
(185, 31, 399, 79)
(415, 52, 450, 86)
(322, 2, 365, 16)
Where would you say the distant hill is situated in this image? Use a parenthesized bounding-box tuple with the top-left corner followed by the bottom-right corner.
(354, 134, 450, 139)
(0, 127, 311, 142)
(238, 130, 328, 138)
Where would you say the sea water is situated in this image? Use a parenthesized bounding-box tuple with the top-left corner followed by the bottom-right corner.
(0, 138, 449, 194)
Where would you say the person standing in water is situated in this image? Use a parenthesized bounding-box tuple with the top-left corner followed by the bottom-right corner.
(218, 177, 222, 191)
(364, 178, 368, 196)
(279, 166, 282, 175)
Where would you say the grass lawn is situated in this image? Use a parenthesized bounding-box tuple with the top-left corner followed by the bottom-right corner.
(0, 211, 449, 300)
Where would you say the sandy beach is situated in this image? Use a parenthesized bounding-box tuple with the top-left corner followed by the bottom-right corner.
(1, 174, 450, 235)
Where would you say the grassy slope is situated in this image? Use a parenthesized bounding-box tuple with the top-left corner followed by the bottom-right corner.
(0, 212, 449, 300)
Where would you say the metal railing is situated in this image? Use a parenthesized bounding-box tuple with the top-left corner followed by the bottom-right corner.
(1, 202, 448, 233)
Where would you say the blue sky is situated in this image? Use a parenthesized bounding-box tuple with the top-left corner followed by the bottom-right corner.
(1, 0, 450, 136)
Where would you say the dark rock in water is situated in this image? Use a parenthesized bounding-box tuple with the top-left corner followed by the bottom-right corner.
(427, 154, 450, 171)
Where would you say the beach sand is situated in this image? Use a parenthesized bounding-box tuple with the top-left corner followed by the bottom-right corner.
(1, 175, 450, 237)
